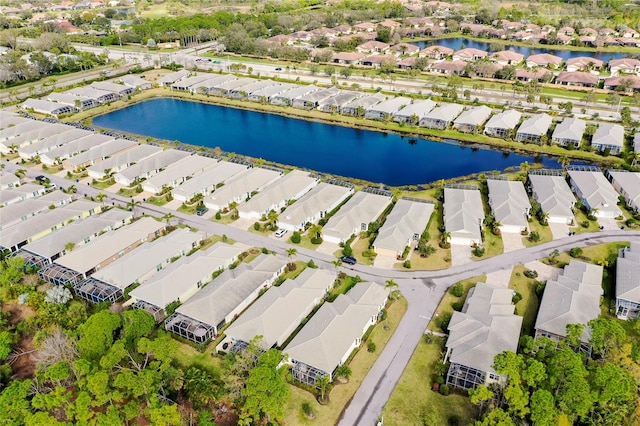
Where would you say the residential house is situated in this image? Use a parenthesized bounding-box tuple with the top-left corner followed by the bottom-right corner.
(86, 144, 160, 179)
(393, 99, 437, 125)
(119, 75, 153, 90)
(340, 93, 386, 116)
(490, 50, 524, 66)
(528, 171, 576, 224)
(609, 58, 640, 75)
(173, 160, 248, 203)
(360, 55, 397, 68)
(157, 69, 190, 87)
(566, 57, 603, 72)
(285, 282, 388, 385)
(364, 97, 411, 120)
(444, 187, 484, 246)
(389, 43, 420, 56)
(487, 178, 531, 233)
(270, 85, 319, 106)
(279, 182, 354, 232)
(91, 81, 136, 96)
(555, 71, 598, 87)
(41, 133, 114, 166)
(332, 52, 366, 65)
(20, 99, 77, 117)
(17, 127, 93, 160)
(484, 109, 522, 138)
(452, 106, 492, 133)
(615, 243, 640, 319)
(452, 48, 487, 62)
(515, 113, 552, 144)
(373, 198, 434, 258)
(0, 184, 47, 207)
(66, 86, 120, 103)
(292, 87, 342, 110)
(114, 149, 191, 187)
(47, 92, 99, 110)
(445, 283, 522, 390)
(535, 260, 603, 352)
(141, 155, 217, 195)
(419, 103, 464, 130)
(317, 91, 362, 113)
(430, 60, 467, 75)
(356, 41, 390, 54)
(0, 173, 20, 190)
(607, 170, 640, 212)
(204, 167, 283, 211)
(419, 45, 453, 59)
(591, 123, 625, 154)
(515, 68, 551, 82)
(603, 75, 640, 91)
(551, 117, 586, 148)
(567, 167, 623, 218)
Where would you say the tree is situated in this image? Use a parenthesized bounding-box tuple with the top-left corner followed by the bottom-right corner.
(77, 311, 121, 361)
(240, 349, 289, 424)
(331, 259, 342, 269)
(315, 374, 331, 403)
(127, 198, 141, 215)
(267, 210, 279, 230)
(474, 408, 515, 426)
(162, 212, 175, 226)
(44, 286, 73, 305)
(334, 364, 351, 381)
(64, 242, 76, 253)
(469, 385, 494, 413)
(308, 223, 323, 240)
(286, 248, 297, 260)
(95, 192, 107, 206)
(385, 279, 399, 299)
(530, 389, 556, 425)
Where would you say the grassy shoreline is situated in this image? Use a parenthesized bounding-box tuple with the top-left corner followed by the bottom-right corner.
(73, 87, 628, 177)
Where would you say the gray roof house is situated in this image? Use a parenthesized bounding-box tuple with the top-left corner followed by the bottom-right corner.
(551, 117, 586, 148)
(528, 171, 576, 224)
(567, 168, 622, 218)
(0, 173, 20, 190)
(452, 106, 492, 133)
(487, 178, 532, 233)
(484, 110, 522, 138)
(615, 243, 640, 320)
(228, 79, 276, 100)
(634, 132, 640, 153)
(141, 155, 218, 194)
(0, 193, 75, 230)
(74, 228, 202, 304)
(0, 184, 47, 207)
(608, 170, 640, 212)
(270, 85, 319, 106)
(419, 103, 464, 130)
(119, 75, 153, 90)
(221, 268, 335, 351)
(292, 87, 341, 110)
(515, 113, 553, 144)
(17, 128, 93, 160)
(445, 283, 522, 390)
(157, 69, 190, 87)
(278, 182, 354, 232)
(91, 81, 136, 96)
(165, 254, 285, 343)
(393, 100, 437, 124)
(20, 99, 77, 117)
(172, 160, 248, 203)
(171, 74, 214, 92)
(238, 170, 318, 220)
(248, 83, 296, 102)
(317, 91, 362, 113)
(364, 96, 411, 120)
(284, 282, 388, 385)
(131, 243, 243, 321)
(66, 138, 137, 169)
(322, 188, 393, 244)
(591, 123, 625, 154)
(444, 187, 485, 246)
(191, 75, 237, 94)
(340, 93, 386, 116)
(114, 149, 191, 186)
(204, 167, 283, 211)
(47, 92, 100, 110)
(373, 198, 434, 258)
(41, 133, 114, 166)
(535, 260, 603, 350)
(87, 144, 162, 178)
(66, 86, 120, 104)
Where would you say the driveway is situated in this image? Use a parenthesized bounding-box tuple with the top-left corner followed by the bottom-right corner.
(549, 222, 571, 239)
(485, 267, 514, 288)
(524, 260, 562, 282)
(373, 253, 398, 269)
(450, 244, 473, 266)
(502, 232, 524, 252)
(599, 217, 620, 231)
(317, 241, 340, 256)
(229, 217, 254, 231)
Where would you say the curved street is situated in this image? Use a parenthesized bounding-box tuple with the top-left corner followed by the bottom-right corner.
(4, 161, 640, 425)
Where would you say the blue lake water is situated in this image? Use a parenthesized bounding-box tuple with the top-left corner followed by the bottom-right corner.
(93, 98, 561, 186)
(411, 38, 626, 62)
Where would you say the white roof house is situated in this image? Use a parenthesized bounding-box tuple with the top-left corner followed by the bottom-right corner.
(535, 260, 603, 345)
(0, 120, 50, 145)
(317, 91, 362, 113)
(18, 210, 133, 267)
(484, 110, 522, 138)
(374, 198, 434, 257)
(340, 93, 386, 116)
(41, 133, 115, 166)
(444, 187, 484, 246)
(115, 149, 191, 186)
(292, 87, 341, 109)
(66, 86, 120, 103)
(323, 189, 393, 244)
(515, 113, 553, 143)
(551, 117, 586, 148)
(248, 83, 296, 102)
(66, 138, 137, 169)
(271, 85, 319, 106)
(528, 172, 576, 224)
(165, 254, 286, 342)
(235, 80, 278, 99)
(615, 243, 640, 320)
(45, 217, 164, 281)
(17, 128, 93, 160)
(227, 79, 272, 98)
(222, 268, 335, 350)
(47, 92, 100, 110)
(192, 75, 237, 94)
(452, 106, 492, 133)
(634, 132, 640, 153)
(20, 98, 77, 116)
(445, 283, 522, 390)
(487, 179, 531, 233)
(141, 155, 218, 194)
(238, 170, 318, 220)
(172, 74, 217, 91)
(608, 170, 640, 212)
(0, 112, 31, 131)
(364, 96, 412, 120)
(591, 123, 625, 154)
(284, 282, 388, 383)
(0, 184, 47, 207)
(119, 75, 153, 90)
(91, 81, 136, 96)
(130, 242, 243, 317)
(0, 173, 20, 190)
(172, 160, 248, 203)
(87, 144, 162, 179)
(212, 78, 261, 96)
(567, 168, 622, 218)
(0, 193, 75, 230)
(393, 100, 437, 124)
(74, 228, 202, 304)
(279, 182, 354, 232)
(205, 167, 283, 211)
(419, 103, 464, 130)
(157, 69, 190, 86)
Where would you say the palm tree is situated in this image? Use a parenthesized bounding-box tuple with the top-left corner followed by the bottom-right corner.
(441, 231, 451, 244)
(66, 185, 77, 194)
(559, 156, 571, 169)
(286, 248, 297, 259)
(127, 198, 141, 216)
(267, 210, 279, 230)
(316, 375, 331, 403)
(334, 365, 352, 382)
(519, 161, 530, 174)
(64, 242, 75, 253)
(14, 168, 27, 180)
(162, 212, 175, 226)
(331, 259, 342, 269)
(309, 223, 323, 240)
(385, 279, 400, 300)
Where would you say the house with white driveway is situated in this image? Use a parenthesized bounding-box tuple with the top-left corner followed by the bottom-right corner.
(487, 178, 531, 233)
(607, 170, 640, 212)
(444, 186, 484, 246)
(205, 167, 283, 211)
(528, 171, 576, 225)
(615, 243, 640, 320)
(373, 198, 434, 258)
(323, 188, 393, 244)
(446, 283, 522, 390)
(567, 167, 622, 218)
(278, 181, 354, 232)
(238, 170, 318, 220)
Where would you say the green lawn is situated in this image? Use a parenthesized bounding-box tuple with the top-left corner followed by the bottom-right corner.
(523, 219, 553, 247)
(509, 265, 545, 336)
(350, 237, 376, 266)
(90, 178, 115, 190)
(570, 209, 601, 234)
(427, 276, 486, 333)
(402, 200, 451, 270)
(147, 195, 170, 206)
(282, 296, 408, 426)
(174, 340, 223, 377)
(382, 336, 479, 425)
(475, 227, 504, 260)
(117, 185, 142, 197)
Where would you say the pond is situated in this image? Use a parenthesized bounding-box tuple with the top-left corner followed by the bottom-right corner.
(93, 98, 561, 186)
(411, 38, 627, 62)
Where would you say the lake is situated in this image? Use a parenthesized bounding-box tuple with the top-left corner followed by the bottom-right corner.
(93, 98, 561, 186)
(411, 38, 626, 62)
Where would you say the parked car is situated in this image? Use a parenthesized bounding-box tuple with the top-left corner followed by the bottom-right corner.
(196, 207, 209, 216)
(274, 228, 287, 238)
(340, 256, 357, 265)
(275, 67, 282, 71)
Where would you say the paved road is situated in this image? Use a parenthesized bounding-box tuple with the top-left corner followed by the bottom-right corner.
(4, 161, 640, 425)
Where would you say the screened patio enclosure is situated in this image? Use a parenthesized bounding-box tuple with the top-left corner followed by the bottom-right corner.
(74, 278, 122, 304)
(165, 313, 215, 343)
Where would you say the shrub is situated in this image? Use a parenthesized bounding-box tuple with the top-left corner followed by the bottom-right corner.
(307, 259, 317, 268)
(581, 220, 590, 228)
(438, 312, 452, 331)
(535, 280, 546, 296)
(451, 301, 463, 311)
(253, 222, 261, 231)
(367, 341, 376, 352)
(450, 282, 464, 297)
(472, 246, 485, 257)
(569, 247, 583, 258)
(261, 247, 270, 254)
(434, 375, 445, 385)
(512, 292, 522, 304)
(439, 385, 450, 396)
(627, 218, 636, 227)
(302, 402, 313, 417)
(342, 242, 353, 257)
(215, 211, 221, 220)
(403, 260, 411, 269)
(310, 237, 323, 245)
(291, 231, 301, 244)
(528, 231, 541, 242)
